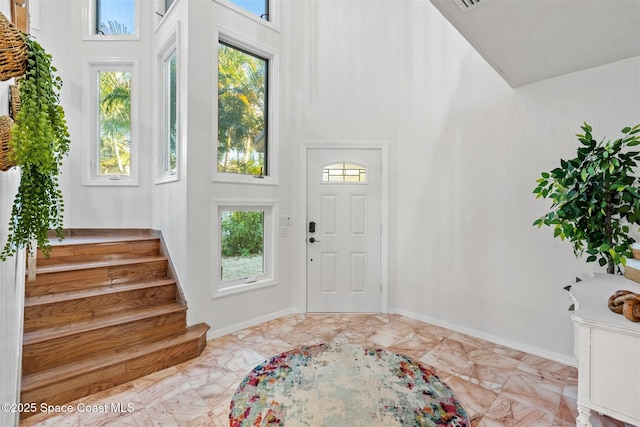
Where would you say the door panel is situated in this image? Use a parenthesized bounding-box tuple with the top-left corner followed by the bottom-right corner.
(307, 148, 381, 312)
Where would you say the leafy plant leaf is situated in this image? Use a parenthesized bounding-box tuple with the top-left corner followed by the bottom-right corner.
(533, 122, 640, 274)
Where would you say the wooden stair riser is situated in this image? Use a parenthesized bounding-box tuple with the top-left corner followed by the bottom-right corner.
(36, 240, 160, 267)
(22, 310, 187, 375)
(24, 283, 177, 332)
(25, 260, 169, 297)
(21, 325, 208, 418)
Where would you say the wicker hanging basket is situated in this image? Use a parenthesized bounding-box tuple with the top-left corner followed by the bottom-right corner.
(9, 84, 20, 119)
(0, 12, 27, 81)
(0, 115, 15, 171)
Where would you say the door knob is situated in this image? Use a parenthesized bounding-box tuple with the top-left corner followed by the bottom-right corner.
(309, 237, 320, 243)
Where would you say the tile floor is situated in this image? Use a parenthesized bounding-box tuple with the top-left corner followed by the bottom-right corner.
(21, 313, 625, 427)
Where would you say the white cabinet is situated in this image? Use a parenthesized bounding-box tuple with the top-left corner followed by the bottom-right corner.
(570, 274, 640, 427)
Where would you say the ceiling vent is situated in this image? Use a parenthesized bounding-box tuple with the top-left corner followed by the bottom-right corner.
(454, 0, 484, 12)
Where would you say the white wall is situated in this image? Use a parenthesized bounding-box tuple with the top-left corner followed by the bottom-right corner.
(282, 0, 640, 362)
(151, 0, 295, 333)
(0, 3, 25, 425)
(36, 0, 153, 229)
(0, 168, 24, 427)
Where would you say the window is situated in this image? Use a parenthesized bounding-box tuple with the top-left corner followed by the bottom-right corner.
(83, 59, 139, 185)
(217, 42, 268, 178)
(99, 70, 131, 176)
(84, 0, 139, 40)
(227, 0, 269, 20)
(156, 26, 179, 183)
(164, 51, 178, 175)
(221, 210, 264, 281)
(322, 162, 367, 183)
(156, 41, 178, 182)
(213, 201, 277, 297)
(96, 0, 135, 34)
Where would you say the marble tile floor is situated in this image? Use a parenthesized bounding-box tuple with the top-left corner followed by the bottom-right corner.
(21, 313, 626, 427)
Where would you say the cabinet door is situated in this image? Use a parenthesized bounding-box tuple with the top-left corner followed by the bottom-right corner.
(590, 328, 640, 422)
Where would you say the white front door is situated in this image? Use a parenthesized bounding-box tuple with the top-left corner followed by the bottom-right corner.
(307, 148, 382, 312)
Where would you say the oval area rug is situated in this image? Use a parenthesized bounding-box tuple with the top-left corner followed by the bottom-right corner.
(229, 343, 469, 427)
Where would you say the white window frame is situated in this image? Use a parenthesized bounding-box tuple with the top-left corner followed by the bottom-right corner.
(155, 24, 180, 184)
(82, 58, 139, 186)
(82, 0, 140, 41)
(213, 29, 279, 186)
(212, 200, 278, 299)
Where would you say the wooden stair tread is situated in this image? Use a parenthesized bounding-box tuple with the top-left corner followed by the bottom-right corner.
(35, 255, 167, 275)
(24, 278, 176, 307)
(23, 303, 186, 345)
(22, 323, 210, 392)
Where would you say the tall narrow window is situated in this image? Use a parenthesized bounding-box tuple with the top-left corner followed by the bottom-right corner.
(164, 50, 178, 175)
(217, 42, 268, 177)
(99, 70, 132, 176)
(83, 59, 138, 186)
(95, 0, 135, 35)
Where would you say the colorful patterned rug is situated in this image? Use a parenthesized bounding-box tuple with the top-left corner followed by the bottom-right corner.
(229, 343, 469, 426)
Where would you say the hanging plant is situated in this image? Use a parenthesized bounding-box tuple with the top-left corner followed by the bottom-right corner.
(533, 123, 640, 274)
(0, 33, 70, 261)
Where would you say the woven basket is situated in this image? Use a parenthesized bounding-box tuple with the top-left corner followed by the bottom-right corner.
(0, 12, 27, 81)
(0, 115, 15, 171)
(9, 84, 20, 119)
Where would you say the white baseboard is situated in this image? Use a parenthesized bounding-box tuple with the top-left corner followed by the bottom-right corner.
(206, 307, 301, 340)
(389, 307, 576, 367)
(204, 305, 575, 367)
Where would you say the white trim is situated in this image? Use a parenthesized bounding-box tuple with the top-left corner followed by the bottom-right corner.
(154, 22, 180, 185)
(82, 58, 140, 186)
(211, 199, 279, 299)
(300, 141, 390, 314)
(390, 307, 576, 367)
(213, 27, 279, 186)
(82, 0, 140, 41)
(206, 307, 299, 340)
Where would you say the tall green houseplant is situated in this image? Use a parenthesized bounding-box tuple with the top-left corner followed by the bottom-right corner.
(0, 34, 70, 261)
(533, 123, 640, 274)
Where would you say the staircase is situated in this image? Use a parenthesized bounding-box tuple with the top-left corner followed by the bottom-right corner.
(20, 230, 209, 417)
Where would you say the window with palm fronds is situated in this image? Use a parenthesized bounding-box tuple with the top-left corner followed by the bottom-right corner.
(217, 42, 268, 177)
(99, 70, 131, 176)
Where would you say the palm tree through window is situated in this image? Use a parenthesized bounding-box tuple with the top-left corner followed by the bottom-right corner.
(217, 42, 268, 177)
(99, 71, 131, 176)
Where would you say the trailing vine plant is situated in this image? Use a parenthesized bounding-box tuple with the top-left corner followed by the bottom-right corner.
(0, 34, 70, 261)
(533, 123, 640, 274)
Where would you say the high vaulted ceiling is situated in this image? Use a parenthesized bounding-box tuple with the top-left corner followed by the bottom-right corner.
(429, 0, 640, 87)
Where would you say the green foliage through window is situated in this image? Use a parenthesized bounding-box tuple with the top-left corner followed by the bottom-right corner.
(221, 211, 264, 257)
(218, 42, 267, 176)
(99, 70, 131, 176)
(221, 210, 265, 282)
(165, 51, 177, 173)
